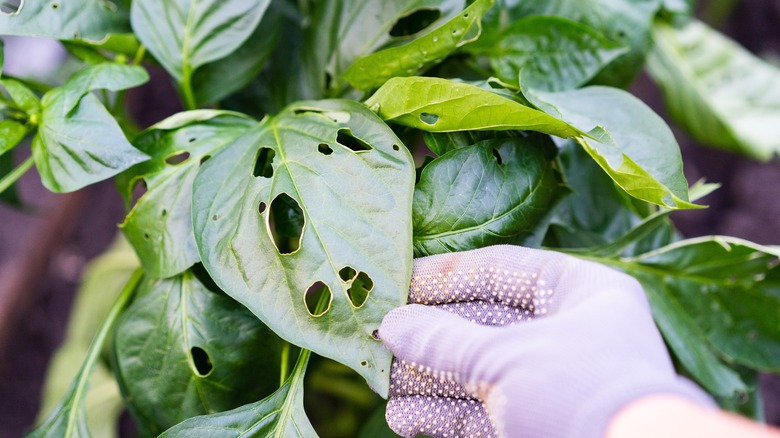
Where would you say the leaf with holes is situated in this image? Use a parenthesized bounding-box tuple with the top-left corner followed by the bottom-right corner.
(524, 85, 699, 210)
(118, 110, 255, 278)
(130, 0, 270, 86)
(413, 135, 564, 256)
(32, 64, 149, 193)
(486, 16, 628, 91)
(366, 76, 582, 137)
(592, 237, 780, 402)
(0, 0, 129, 41)
(192, 99, 415, 396)
(342, 0, 494, 92)
(159, 351, 315, 438)
(113, 270, 285, 436)
(648, 19, 780, 161)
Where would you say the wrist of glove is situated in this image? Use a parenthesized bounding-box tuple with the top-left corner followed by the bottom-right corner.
(379, 245, 715, 438)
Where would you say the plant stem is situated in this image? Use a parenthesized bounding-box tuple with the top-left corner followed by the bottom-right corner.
(181, 67, 197, 111)
(279, 342, 291, 386)
(62, 268, 143, 436)
(133, 45, 147, 66)
(0, 155, 34, 195)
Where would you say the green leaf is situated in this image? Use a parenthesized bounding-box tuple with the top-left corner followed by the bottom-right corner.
(474, 0, 660, 87)
(63, 33, 142, 65)
(342, 0, 494, 92)
(366, 76, 582, 137)
(525, 86, 698, 209)
(648, 19, 780, 160)
(27, 269, 143, 438)
(2, 78, 42, 114)
(487, 16, 627, 91)
(114, 270, 285, 436)
(130, 0, 270, 84)
(33, 64, 150, 193)
(159, 350, 316, 438)
(37, 237, 138, 438)
(119, 110, 255, 278)
(413, 135, 563, 256)
(191, 2, 282, 106)
(60, 63, 148, 113)
(593, 237, 780, 401)
(0, 119, 28, 155)
(192, 99, 415, 397)
(0, 0, 129, 41)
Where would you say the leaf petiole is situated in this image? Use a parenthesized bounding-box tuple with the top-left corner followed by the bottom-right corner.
(279, 342, 291, 386)
(0, 155, 34, 195)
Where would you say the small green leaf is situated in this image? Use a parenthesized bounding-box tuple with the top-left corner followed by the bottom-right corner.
(193, 99, 415, 397)
(33, 65, 150, 193)
(60, 63, 148, 113)
(488, 16, 628, 91)
(27, 269, 143, 438)
(0, 120, 28, 155)
(130, 0, 270, 84)
(366, 76, 582, 137)
(648, 19, 780, 160)
(525, 86, 698, 210)
(2, 78, 41, 114)
(159, 350, 316, 438)
(0, 0, 129, 41)
(119, 110, 255, 278)
(413, 135, 563, 256)
(114, 270, 285, 436)
(342, 0, 494, 91)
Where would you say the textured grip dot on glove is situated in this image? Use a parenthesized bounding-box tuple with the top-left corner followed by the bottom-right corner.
(386, 255, 558, 438)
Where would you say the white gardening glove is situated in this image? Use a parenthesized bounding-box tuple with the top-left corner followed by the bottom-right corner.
(379, 245, 714, 438)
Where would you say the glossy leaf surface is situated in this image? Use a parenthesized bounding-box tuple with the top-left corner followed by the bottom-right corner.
(0, 0, 129, 41)
(366, 76, 581, 137)
(342, 0, 494, 91)
(193, 100, 415, 396)
(130, 0, 270, 82)
(488, 16, 627, 91)
(114, 271, 284, 436)
(648, 20, 780, 160)
(413, 135, 562, 256)
(33, 64, 149, 193)
(119, 110, 255, 278)
(160, 351, 315, 438)
(526, 86, 697, 209)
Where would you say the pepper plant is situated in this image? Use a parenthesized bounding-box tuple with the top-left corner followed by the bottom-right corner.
(2, 0, 779, 436)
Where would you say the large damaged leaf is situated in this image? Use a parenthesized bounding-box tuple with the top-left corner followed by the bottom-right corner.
(113, 270, 284, 436)
(192, 99, 415, 396)
(160, 351, 315, 437)
(648, 19, 780, 160)
(33, 63, 149, 193)
(0, 0, 129, 41)
(413, 134, 563, 256)
(119, 110, 255, 278)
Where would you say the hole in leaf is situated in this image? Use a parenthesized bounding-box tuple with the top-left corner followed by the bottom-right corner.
(0, 0, 21, 14)
(189, 137, 197, 143)
(336, 129, 372, 152)
(268, 193, 304, 255)
(339, 266, 357, 282)
(324, 72, 333, 90)
(129, 179, 147, 206)
(305, 281, 332, 317)
(200, 155, 210, 165)
(360, 360, 369, 367)
(420, 113, 439, 125)
(212, 214, 219, 221)
(293, 108, 351, 124)
(143, 232, 150, 240)
(161, 209, 167, 217)
(190, 346, 213, 376)
(318, 143, 333, 155)
(393, 144, 400, 151)
(51, 2, 59, 9)
(372, 330, 380, 340)
(492, 148, 503, 165)
(253, 147, 275, 178)
(165, 151, 190, 165)
(389, 8, 441, 37)
(258, 202, 267, 214)
(347, 271, 373, 308)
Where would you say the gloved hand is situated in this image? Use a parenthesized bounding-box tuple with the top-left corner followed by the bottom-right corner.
(379, 245, 714, 438)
